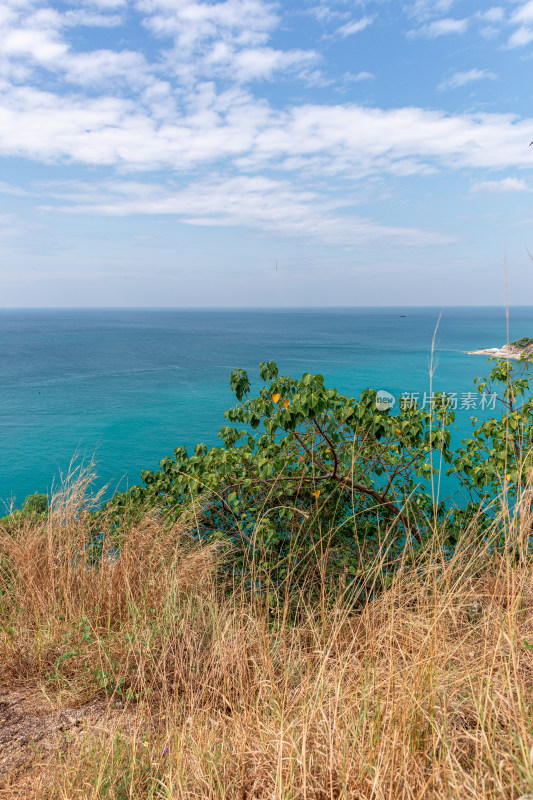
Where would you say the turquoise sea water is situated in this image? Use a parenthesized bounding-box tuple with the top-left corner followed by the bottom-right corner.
(1, 307, 532, 509)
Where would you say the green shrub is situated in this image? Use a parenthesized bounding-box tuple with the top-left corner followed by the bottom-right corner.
(104, 361, 454, 596)
(22, 492, 49, 516)
(1, 491, 49, 532)
(69, 356, 533, 596)
(510, 336, 533, 349)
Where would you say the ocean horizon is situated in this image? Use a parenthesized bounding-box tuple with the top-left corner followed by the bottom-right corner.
(1, 305, 532, 509)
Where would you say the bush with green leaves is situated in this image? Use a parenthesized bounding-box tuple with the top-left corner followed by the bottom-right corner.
(511, 337, 533, 349)
(4, 355, 532, 596)
(104, 361, 460, 594)
(22, 492, 49, 516)
(4, 357, 531, 600)
(448, 355, 533, 535)
(0, 491, 49, 532)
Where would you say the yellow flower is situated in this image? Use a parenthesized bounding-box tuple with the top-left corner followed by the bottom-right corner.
(143, 741, 149, 747)
(272, 393, 281, 403)
(506, 474, 511, 481)
(283, 398, 290, 408)
(396, 428, 402, 435)
(312, 490, 321, 499)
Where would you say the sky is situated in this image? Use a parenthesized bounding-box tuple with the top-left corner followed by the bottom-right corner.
(1, 0, 533, 307)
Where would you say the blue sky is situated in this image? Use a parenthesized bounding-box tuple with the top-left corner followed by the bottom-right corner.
(1, 0, 533, 307)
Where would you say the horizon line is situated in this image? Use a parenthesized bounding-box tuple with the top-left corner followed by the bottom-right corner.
(1, 304, 532, 312)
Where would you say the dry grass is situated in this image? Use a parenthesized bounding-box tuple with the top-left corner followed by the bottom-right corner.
(1, 474, 533, 799)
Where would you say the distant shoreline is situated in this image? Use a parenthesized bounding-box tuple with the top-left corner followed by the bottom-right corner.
(466, 344, 532, 360)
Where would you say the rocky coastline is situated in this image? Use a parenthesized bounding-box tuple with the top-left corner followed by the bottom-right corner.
(467, 337, 533, 360)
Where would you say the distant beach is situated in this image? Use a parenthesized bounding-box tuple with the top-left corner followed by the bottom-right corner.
(466, 346, 523, 360)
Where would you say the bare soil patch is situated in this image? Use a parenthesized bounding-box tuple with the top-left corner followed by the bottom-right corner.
(0, 688, 128, 798)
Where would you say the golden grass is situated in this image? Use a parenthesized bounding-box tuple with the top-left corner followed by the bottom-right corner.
(1, 474, 533, 798)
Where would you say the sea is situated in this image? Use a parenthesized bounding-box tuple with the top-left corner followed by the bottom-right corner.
(1, 307, 532, 511)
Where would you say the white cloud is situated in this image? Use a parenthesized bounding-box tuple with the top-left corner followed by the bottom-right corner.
(0, 0, 309, 91)
(3, 26, 68, 64)
(410, 17, 468, 37)
(0, 84, 272, 168)
(136, 0, 319, 84)
(334, 16, 373, 38)
(85, 0, 127, 8)
(478, 25, 499, 40)
(507, 1, 533, 47)
(438, 68, 497, 91)
(62, 10, 124, 27)
(0, 0, 531, 259)
(41, 175, 453, 247)
(0, 0, 41, 10)
(511, 1, 533, 24)
(405, 0, 455, 23)
(350, 71, 375, 82)
(407, 3, 505, 41)
(0, 212, 26, 240)
(203, 44, 319, 82)
(244, 105, 533, 176)
(0, 3, 136, 86)
(1, 79, 533, 179)
(137, 0, 278, 49)
(308, 4, 348, 24)
(0, 181, 29, 196)
(62, 49, 158, 89)
(476, 7, 504, 24)
(470, 177, 529, 192)
(508, 25, 533, 47)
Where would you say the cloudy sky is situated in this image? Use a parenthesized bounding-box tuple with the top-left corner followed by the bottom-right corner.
(1, 0, 533, 307)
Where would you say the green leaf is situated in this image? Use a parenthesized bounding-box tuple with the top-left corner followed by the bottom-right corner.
(230, 368, 251, 401)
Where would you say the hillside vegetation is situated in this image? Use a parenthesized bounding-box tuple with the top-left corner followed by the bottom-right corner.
(511, 337, 533, 349)
(1, 354, 533, 798)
